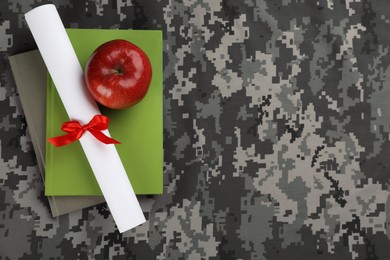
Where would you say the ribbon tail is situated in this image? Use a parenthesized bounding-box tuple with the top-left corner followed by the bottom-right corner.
(88, 129, 121, 145)
(48, 131, 83, 147)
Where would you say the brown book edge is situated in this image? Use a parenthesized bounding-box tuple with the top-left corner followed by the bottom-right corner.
(9, 50, 105, 217)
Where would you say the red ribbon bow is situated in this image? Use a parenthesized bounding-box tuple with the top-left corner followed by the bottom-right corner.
(48, 115, 120, 147)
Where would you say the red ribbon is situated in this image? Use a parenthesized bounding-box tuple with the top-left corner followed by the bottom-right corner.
(48, 114, 120, 147)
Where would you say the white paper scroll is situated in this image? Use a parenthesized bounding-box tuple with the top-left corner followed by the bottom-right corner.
(25, 4, 145, 233)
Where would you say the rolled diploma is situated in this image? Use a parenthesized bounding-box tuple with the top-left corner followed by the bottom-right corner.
(25, 4, 145, 233)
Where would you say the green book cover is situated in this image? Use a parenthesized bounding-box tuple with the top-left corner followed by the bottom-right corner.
(45, 29, 163, 196)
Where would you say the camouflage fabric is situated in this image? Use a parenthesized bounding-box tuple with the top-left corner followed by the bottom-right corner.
(1, 0, 390, 259)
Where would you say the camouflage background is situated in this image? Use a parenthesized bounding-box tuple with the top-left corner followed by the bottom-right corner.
(1, 0, 390, 259)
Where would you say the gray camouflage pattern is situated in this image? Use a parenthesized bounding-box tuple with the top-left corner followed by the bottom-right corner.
(1, 0, 390, 259)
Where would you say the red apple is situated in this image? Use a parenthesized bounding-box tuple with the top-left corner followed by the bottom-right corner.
(84, 39, 152, 109)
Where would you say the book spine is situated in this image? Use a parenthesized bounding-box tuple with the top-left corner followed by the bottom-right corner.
(9, 55, 59, 218)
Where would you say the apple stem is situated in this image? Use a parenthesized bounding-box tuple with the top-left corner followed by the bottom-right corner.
(110, 67, 123, 75)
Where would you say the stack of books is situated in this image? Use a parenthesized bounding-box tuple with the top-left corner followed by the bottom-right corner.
(9, 29, 163, 217)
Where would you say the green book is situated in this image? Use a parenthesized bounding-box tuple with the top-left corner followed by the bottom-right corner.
(45, 29, 163, 196)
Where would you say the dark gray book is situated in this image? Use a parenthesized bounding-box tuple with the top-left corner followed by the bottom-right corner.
(9, 50, 105, 217)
